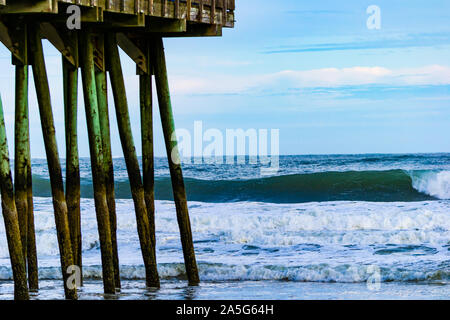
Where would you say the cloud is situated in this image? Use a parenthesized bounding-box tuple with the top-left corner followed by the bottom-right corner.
(169, 65, 450, 95)
(263, 33, 450, 54)
(284, 10, 354, 16)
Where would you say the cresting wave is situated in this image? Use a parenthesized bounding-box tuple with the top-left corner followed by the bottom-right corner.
(30, 169, 450, 203)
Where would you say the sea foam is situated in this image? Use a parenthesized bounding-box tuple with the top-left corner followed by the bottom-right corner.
(0, 198, 449, 284)
(411, 170, 450, 200)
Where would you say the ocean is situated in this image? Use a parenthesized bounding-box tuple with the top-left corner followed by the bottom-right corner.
(0, 153, 449, 300)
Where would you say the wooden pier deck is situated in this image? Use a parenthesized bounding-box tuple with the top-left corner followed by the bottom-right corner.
(0, 1, 235, 32)
(0, 0, 235, 300)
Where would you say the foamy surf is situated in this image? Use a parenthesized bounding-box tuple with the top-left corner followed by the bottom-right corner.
(410, 170, 450, 200)
(0, 198, 449, 284)
(0, 262, 448, 283)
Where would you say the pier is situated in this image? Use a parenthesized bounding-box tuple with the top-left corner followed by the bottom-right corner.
(0, 0, 234, 300)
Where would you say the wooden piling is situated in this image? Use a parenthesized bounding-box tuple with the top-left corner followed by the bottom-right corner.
(79, 31, 116, 294)
(26, 124, 39, 291)
(105, 33, 160, 288)
(28, 27, 77, 300)
(0, 96, 29, 300)
(63, 57, 82, 285)
(94, 43, 121, 289)
(15, 62, 39, 291)
(150, 37, 200, 286)
(14, 64, 29, 267)
(12, 21, 39, 291)
(139, 41, 156, 249)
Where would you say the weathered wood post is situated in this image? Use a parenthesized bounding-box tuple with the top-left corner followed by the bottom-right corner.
(14, 50, 39, 291)
(10, 20, 39, 292)
(28, 26, 77, 300)
(79, 30, 116, 294)
(105, 33, 160, 288)
(94, 33, 121, 289)
(14, 63, 29, 269)
(63, 53, 82, 285)
(139, 40, 156, 249)
(0, 96, 29, 300)
(151, 37, 200, 286)
(26, 123, 39, 291)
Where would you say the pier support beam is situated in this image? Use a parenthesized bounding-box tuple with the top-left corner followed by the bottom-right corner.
(26, 120, 38, 291)
(15, 61, 39, 291)
(14, 64, 29, 269)
(63, 56, 82, 286)
(105, 33, 160, 288)
(0, 96, 29, 300)
(12, 22, 38, 291)
(139, 41, 156, 250)
(79, 31, 116, 294)
(151, 37, 200, 286)
(29, 27, 77, 300)
(94, 33, 121, 289)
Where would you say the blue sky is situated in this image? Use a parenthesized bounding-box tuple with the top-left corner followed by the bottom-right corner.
(0, 0, 449, 157)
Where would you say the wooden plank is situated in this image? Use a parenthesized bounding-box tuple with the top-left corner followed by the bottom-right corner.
(186, 0, 191, 21)
(161, 0, 166, 17)
(117, 33, 147, 74)
(149, 0, 154, 15)
(174, 0, 179, 19)
(146, 17, 187, 32)
(93, 33, 105, 71)
(119, 18, 186, 36)
(198, 0, 203, 22)
(223, 0, 227, 25)
(162, 23, 221, 37)
(0, 21, 28, 65)
(103, 10, 145, 27)
(40, 23, 78, 67)
(135, 0, 140, 14)
(210, 0, 215, 24)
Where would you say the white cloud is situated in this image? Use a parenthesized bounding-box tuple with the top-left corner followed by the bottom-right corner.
(169, 65, 450, 95)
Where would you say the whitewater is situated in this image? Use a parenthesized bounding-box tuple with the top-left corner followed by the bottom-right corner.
(0, 154, 449, 299)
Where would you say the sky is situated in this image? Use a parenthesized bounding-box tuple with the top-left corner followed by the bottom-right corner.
(0, 0, 449, 158)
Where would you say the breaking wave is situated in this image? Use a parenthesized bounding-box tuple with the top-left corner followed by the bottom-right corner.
(30, 169, 450, 203)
